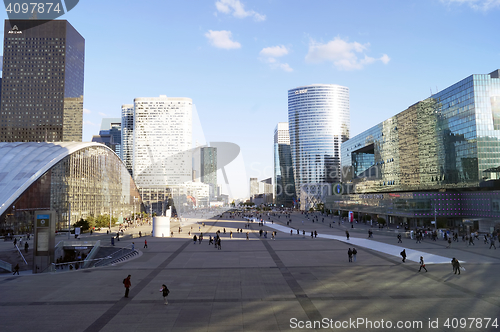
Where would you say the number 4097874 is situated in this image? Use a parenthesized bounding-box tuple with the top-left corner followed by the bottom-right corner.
(5, 3, 62, 14)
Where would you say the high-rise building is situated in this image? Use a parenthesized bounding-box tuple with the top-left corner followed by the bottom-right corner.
(274, 122, 296, 207)
(0, 20, 85, 142)
(91, 118, 121, 155)
(132, 95, 193, 214)
(200, 146, 217, 199)
(121, 104, 134, 175)
(133, 95, 192, 187)
(331, 69, 500, 232)
(288, 84, 350, 209)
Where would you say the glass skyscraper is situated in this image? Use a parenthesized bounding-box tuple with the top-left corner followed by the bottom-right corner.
(288, 84, 350, 208)
(333, 69, 500, 232)
(0, 20, 84, 142)
(200, 146, 217, 199)
(342, 69, 500, 193)
(274, 122, 296, 207)
(121, 104, 134, 176)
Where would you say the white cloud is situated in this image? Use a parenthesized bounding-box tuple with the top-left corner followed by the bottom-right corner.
(215, 0, 265, 21)
(380, 54, 391, 64)
(305, 37, 390, 71)
(259, 45, 293, 72)
(83, 120, 98, 126)
(83, 108, 91, 114)
(260, 45, 289, 58)
(98, 112, 107, 117)
(279, 63, 293, 72)
(441, 0, 500, 11)
(205, 30, 241, 49)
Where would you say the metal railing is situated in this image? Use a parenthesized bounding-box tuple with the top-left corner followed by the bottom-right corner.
(14, 244, 27, 265)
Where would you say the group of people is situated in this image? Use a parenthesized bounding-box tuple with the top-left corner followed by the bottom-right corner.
(122, 275, 171, 305)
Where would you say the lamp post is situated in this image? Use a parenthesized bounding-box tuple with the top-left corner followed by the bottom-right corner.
(68, 202, 71, 239)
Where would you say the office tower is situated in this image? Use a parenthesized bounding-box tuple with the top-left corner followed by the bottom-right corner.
(0, 20, 85, 142)
(274, 122, 296, 207)
(288, 84, 350, 208)
(200, 146, 217, 199)
(91, 118, 121, 154)
(334, 69, 500, 231)
(250, 177, 259, 198)
(133, 95, 192, 188)
(121, 104, 134, 175)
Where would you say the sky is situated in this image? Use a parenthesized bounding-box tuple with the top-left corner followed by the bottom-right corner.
(1, 0, 499, 200)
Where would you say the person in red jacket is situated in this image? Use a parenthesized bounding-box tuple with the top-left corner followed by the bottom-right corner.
(123, 275, 131, 298)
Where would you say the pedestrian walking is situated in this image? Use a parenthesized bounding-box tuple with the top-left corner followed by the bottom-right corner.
(397, 234, 402, 243)
(217, 238, 221, 250)
(160, 284, 170, 305)
(24, 242, 29, 253)
(132, 242, 135, 251)
(13, 238, 17, 247)
(144, 240, 148, 248)
(400, 249, 407, 263)
(348, 248, 353, 262)
(446, 238, 452, 248)
(13, 263, 19, 275)
(352, 248, 357, 262)
(451, 258, 461, 274)
(346, 231, 350, 240)
(123, 275, 131, 298)
(246, 232, 249, 240)
(193, 235, 197, 244)
(418, 256, 427, 272)
(489, 236, 496, 249)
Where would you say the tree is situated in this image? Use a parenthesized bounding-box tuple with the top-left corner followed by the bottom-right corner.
(377, 217, 386, 225)
(73, 218, 90, 232)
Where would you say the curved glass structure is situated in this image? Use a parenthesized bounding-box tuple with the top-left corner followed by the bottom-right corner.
(0, 142, 141, 235)
(342, 69, 500, 194)
(288, 84, 350, 206)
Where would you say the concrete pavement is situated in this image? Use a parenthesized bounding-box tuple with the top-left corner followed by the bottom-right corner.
(0, 211, 499, 331)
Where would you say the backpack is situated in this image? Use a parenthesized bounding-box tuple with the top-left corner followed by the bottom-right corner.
(123, 278, 126, 284)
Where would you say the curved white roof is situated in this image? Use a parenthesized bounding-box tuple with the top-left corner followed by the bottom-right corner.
(0, 142, 114, 216)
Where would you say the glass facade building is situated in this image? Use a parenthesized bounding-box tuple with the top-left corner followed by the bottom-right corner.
(121, 104, 134, 176)
(200, 147, 217, 199)
(288, 84, 350, 209)
(0, 20, 84, 142)
(0, 142, 142, 235)
(274, 122, 296, 207)
(333, 70, 500, 232)
(342, 70, 500, 193)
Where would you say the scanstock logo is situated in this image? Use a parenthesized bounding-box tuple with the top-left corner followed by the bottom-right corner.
(4, 0, 79, 20)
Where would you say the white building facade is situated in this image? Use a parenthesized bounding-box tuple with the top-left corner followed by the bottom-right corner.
(133, 95, 192, 188)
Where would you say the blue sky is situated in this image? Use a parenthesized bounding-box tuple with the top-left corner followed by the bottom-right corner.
(1, 0, 500, 199)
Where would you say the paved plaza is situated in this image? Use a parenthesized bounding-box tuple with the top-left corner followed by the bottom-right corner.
(1, 212, 500, 332)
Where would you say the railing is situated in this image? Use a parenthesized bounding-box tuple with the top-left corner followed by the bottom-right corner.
(93, 244, 136, 268)
(0, 259, 12, 272)
(83, 240, 101, 268)
(14, 244, 28, 265)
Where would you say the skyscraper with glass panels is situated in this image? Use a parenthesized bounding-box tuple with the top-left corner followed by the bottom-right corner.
(288, 84, 350, 209)
(334, 69, 500, 232)
(121, 104, 134, 176)
(0, 20, 84, 142)
(274, 122, 296, 207)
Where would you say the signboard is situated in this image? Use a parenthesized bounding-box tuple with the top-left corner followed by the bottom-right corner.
(75, 227, 81, 235)
(37, 229, 49, 251)
(36, 214, 50, 227)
